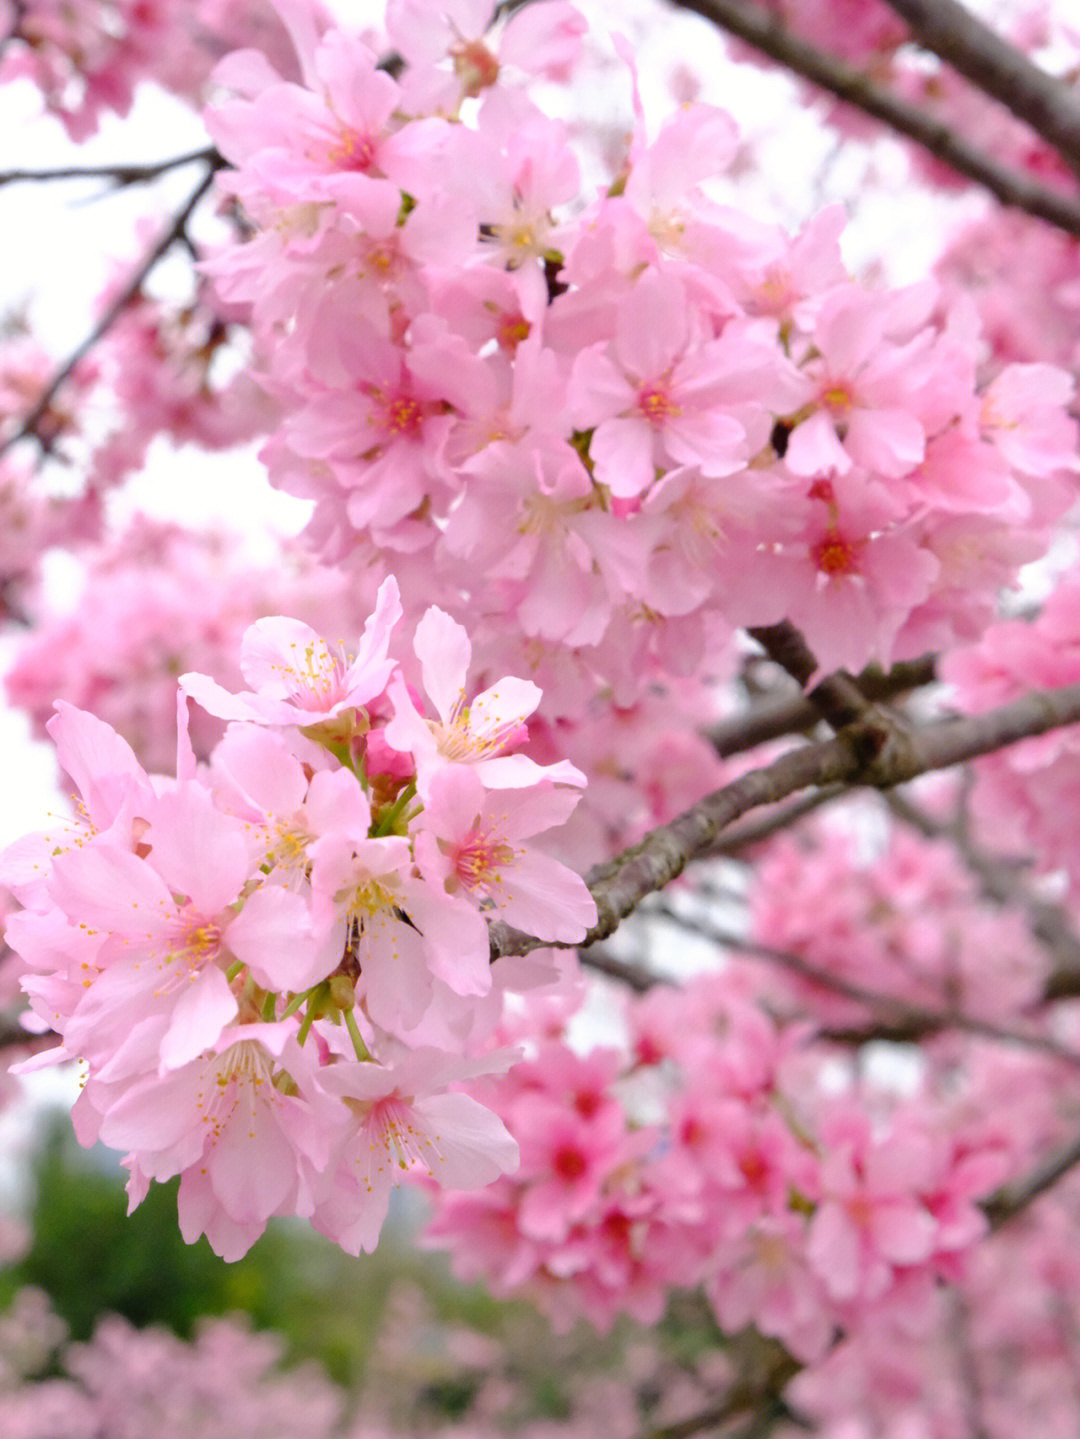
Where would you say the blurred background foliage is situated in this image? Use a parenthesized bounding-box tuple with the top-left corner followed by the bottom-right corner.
(0, 1109, 721, 1428)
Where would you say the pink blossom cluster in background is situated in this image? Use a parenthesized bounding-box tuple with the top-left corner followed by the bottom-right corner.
(748, 812, 1048, 1024)
(5, 516, 357, 771)
(425, 953, 1080, 1435)
(943, 581, 1080, 904)
(81, 278, 280, 494)
(424, 966, 1004, 1353)
(0, 0, 321, 139)
(0, 1291, 346, 1439)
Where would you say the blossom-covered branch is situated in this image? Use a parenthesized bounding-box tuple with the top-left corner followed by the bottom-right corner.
(491, 680, 1080, 960)
(881, 0, 1080, 175)
(0, 160, 223, 460)
(666, 0, 1080, 235)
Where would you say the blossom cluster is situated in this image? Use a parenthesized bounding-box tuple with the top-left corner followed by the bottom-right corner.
(0, 1293, 345, 1439)
(1, 577, 596, 1259)
(5, 516, 358, 772)
(0, 0, 312, 139)
(749, 810, 1048, 1025)
(936, 208, 1080, 375)
(82, 278, 280, 495)
(943, 581, 1080, 907)
(423, 968, 1011, 1356)
(199, 0, 1080, 693)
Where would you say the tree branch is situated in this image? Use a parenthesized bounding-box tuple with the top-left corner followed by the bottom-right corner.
(665, 0, 1080, 237)
(0, 159, 224, 461)
(0, 145, 222, 190)
(748, 620, 881, 730)
(983, 1129, 1080, 1231)
(490, 679, 1080, 960)
(704, 786, 847, 856)
(649, 901, 1080, 1065)
(707, 652, 937, 759)
(636, 1337, 800, 1439)
(577, 944, 658, 992)
(881, 0, 1080, 177)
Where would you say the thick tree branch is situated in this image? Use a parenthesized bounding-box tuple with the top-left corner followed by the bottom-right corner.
(881, 0, 1080, 176)
(706, 653, 936, 758)
(0, 159, 223, 461)
(665, 0, 1080, 237)
(490, 679, 1080, 960)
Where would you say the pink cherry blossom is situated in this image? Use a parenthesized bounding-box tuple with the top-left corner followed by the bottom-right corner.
(311, 1045, 520, 1254)
(413, 766, 596, 942)
(180, 575, 401, 731)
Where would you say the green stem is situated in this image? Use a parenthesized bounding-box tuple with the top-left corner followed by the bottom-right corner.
(297, 1002, 317, 1046)
(373, 782, 417, 836)
(281, 991, 309, 1020)
(343, 1006, 372, 1062)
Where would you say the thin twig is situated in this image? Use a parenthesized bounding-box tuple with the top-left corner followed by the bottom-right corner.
(881, 0, 1080, 177)
(0, 160, 223, 460)
(706, 786, 847, 855)
(577, 945, 657, 992)
(0, 144, 222, 190)
(950, 1291, 993, 1439)
(983, 1129, 1080, 1230)
(648, 901, 1080, 1066)
(665, 0, 1080, 237)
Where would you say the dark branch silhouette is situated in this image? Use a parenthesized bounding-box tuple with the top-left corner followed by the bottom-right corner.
(665, 0, 1080, 236)
(881, 0, 1080, 176)
(0, 158, 224, 461)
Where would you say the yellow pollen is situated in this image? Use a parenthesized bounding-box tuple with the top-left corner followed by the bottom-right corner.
(348, 879, 396, 920)
(386, 396, 421, 434)
(455, 830, 514, 889)
(638, 386, 680, 425)
(327, 127, 375, 171)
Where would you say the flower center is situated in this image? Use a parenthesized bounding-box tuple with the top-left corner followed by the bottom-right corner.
(328, 127, 376, 172)
(638, 383, 680, 427)
(451, 39, 500, 96)
(451, 825, 515, 891)
(278, 638, 351, 710)
(813, 531, 860, 576)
